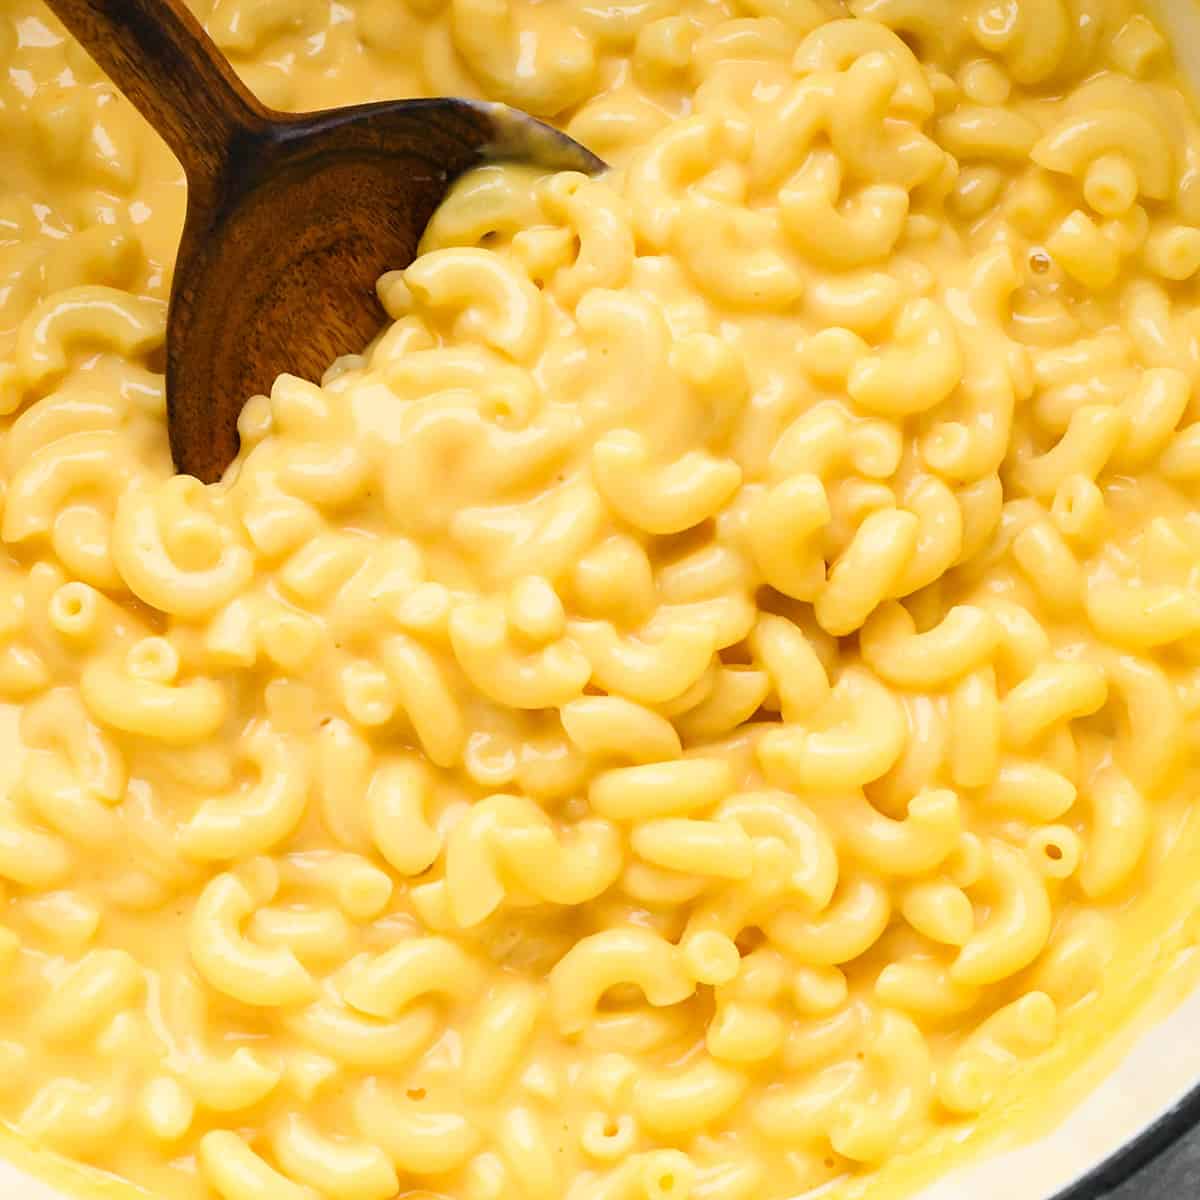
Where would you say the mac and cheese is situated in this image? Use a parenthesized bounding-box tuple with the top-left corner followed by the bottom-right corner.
(3, 0, 1200, 1198)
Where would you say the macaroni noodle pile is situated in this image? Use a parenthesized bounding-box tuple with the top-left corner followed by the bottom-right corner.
(3, 0, 1200, 1198)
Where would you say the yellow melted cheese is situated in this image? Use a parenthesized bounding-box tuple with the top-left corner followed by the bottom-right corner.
(5, 1, 1200, 1199)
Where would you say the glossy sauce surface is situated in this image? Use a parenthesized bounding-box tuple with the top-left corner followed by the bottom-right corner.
(5, 2, 1200, 1199)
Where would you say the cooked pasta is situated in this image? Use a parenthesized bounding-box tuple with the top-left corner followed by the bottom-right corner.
(3, 0, 1200, 1198)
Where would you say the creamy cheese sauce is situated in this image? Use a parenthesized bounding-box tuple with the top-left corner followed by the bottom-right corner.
(4, 2, 1200, 1199)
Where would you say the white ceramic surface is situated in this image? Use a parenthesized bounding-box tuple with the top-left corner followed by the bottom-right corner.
(0, 1165, 60, 1200)
(921, 975, 1200, 1199)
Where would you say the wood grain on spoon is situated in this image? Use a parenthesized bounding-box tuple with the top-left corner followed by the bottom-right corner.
(42, 0, 604, 484)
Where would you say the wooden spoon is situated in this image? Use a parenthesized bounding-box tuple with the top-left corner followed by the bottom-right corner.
(43, 0, 604, 483)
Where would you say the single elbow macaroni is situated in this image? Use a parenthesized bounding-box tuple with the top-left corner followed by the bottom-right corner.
(15, 286, 165, 391)
(549, 927, 696, 1033)
(758, 667, 908, 791)
(190, 865, 316, 1007)
(181, 725, 311, 861)
(592, 429, 742, 535)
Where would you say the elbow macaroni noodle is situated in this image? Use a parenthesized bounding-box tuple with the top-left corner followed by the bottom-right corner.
(4, 0, 1200, 1197)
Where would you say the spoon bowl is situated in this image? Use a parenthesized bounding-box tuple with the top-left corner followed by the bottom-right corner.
(43, 0, 603, 483)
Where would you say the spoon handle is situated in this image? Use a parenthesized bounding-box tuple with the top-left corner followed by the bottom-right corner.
(41, 0, 269, 194)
